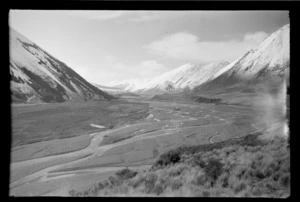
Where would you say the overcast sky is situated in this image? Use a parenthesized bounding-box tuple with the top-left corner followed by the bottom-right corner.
(9, 10, 289, 85)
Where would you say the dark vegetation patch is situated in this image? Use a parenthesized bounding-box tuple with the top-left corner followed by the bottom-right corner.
(118, 92, 140, 97)
(153, 132, 265, 169)
(11, 91, 28, 103)
(198, 158, 223, 183)
(110, 135, 134, 144)
(150, 93, 192, 103)
(191, 96, 222, 104)
(155, 151, 181, 167)
(18, 39, 40, 52)
(20, 67, 66, 103)
(115, 168, 138, 180)
(10, 69, 25, 84)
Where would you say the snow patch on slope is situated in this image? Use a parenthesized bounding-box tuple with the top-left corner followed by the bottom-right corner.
(136, 61, 229, 93)
(10, 62, 31, 82)
(213, 57, 243, 79)
(229, 24, 289, 79)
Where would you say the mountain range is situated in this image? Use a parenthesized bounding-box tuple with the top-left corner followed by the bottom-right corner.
(10, 28, 113, 103)
(10, 24, 290, 103)
(106, 24, 289, 96)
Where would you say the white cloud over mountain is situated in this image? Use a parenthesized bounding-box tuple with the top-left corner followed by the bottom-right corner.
(67, 11, 172, 23)
(95, 56, 167, 85)
(145, 31, 268, 63)
(111, 60, 167, 79)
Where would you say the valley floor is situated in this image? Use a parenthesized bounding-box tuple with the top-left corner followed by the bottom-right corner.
(9, 98, 287, 196)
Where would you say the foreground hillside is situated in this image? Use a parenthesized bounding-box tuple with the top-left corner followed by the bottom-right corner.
(69, 133, 290, 197)
(10, 28, 113, 103)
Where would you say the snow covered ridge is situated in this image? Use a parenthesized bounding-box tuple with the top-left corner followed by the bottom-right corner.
(194, 24, 290, 92)
(214, 24, 290, 81)
(10, 28, 113, 103)
(115, 61, 230, 94)
(105, 61, 230, 94)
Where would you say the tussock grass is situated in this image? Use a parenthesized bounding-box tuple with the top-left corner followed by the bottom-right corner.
(69, 134, 290, 197)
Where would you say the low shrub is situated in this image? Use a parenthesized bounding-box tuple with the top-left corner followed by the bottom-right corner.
(234, 182, 247, 194)
(115, 168, 138, 180)
(155, 151, 181, 167)
(279, 174, 290, 188)
(153, 133, 264, 169)
(170, 179, 183, 190)
(168, 164, 186, 177)
(204, 158, 224, 182)
(254, 170, 265, 180)
(218, 173, 229, 188)
(108, 176, 122, 187)
(272, 172, 280, 181)
(251, 186, 264, 196)
(202, 190, 211, 197)
(128, 175, 144, 188)
(69, 189, 76, 196)
(193, 156, 206, 168)
(145, 173, 158, 193)
(151, 184, 164, 195)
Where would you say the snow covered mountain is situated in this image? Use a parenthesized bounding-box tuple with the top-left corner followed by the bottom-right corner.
(109, 24, 289, 97)
(108, 79, 150, 92)
(92, 83, 126, 95)
(196, 24, 290, 92)
(10, 28, 113, 103)
(134, 61, 229, 95)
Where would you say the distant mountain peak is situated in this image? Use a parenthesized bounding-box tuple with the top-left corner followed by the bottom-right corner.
(196, 24, 290, 92)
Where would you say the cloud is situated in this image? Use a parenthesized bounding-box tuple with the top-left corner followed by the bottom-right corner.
(104, 55, 116, 64)
(66, 11, 167, 22)
(93, 57, 167, 85)
(124, 11, 164, 22)
(111, 60, 167, 79)
(66, 11, 131, 21)
(88, 11, 132, 20)
(139, 60, 167, 77)
(244, 31, 268, 44)
(145, 31, 269, 63)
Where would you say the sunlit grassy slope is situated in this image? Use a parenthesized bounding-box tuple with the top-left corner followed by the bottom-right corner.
(69, 133, 290, 197)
